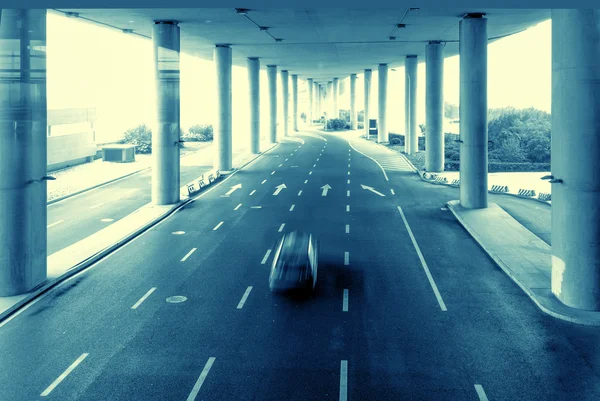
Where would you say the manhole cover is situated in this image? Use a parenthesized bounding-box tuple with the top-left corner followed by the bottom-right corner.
(166, 296, 188, 303)
(172, 231, 186, 235)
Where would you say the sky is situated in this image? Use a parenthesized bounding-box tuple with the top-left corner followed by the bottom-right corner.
(46, 11, 551, 142)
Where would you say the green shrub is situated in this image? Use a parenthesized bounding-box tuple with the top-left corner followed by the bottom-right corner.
(443, 161, 550, 172)
(418, 136, 426, 151)
(184, 124, 213, 142)
(388, 133, 405, 146)
(123, 124, 152, 154)
(390, 138, 402, 145)
(326, 118, 347, 131)
(357, 122, 364, 129)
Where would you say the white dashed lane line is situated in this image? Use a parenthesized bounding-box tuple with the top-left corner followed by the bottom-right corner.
(298, 190, 303, 196)
(391, 189, 395, 195)
(237, 286, 253, 309)
(40, 353, 89, 397)
(271, 171, 275, 175)
(346, 225, 350, 234)
(348, 171, 350, 176)
(181, 248, 197, 262)
(234, 203, 242, 211)
(346, 205, 350, 212)
(250, 190, 256, 196)
(347, 190, 350, 197)
(313, 164, 317, 168)
(344, 252, 349, 265)
(343, 289, 349, 312)
(347, 179, 350, 184)
(213, 221, 224, 231)
(261, 249, 272, 264)
(278, 223, 285, 232)
(186, 357, 216, 401)
(279, 164, 283, 168)
(261, 179, 267, 184)
(131, 287, 157, 309)
(309, 171, 313, 175)
(289, 204, 295, 211)
(304, 180, 308, 184)
(47, 220, 64, 229)
(339, 360, 348, 401)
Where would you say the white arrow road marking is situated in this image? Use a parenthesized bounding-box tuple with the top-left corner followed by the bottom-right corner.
(321, 184, 332, 196)
(224, 183, 242, 196)
(360, 184, 385, 197)
(186, 357, 216, 401)
(273, 184, 287, 195)
(41, 353, 89, 397)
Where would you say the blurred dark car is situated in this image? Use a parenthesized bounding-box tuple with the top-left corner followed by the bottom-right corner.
(269, 231, 319, 292)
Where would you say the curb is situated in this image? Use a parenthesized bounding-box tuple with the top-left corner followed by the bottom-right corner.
(1, 142, 279, 324)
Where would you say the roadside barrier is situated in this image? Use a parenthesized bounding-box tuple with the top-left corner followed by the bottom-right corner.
(434, 176, 448, 184)
(518, 188, 536, 197)
(451, 179, 460, 186)
(182, 168, 221, 197)
(491, 185, 509, 193)
(538, 192, 552, 201)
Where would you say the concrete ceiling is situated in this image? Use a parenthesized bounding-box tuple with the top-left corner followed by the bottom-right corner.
(55, 8, 550, 84)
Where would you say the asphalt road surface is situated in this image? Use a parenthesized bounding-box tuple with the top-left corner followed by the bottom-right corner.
(2, 131, 600, 400)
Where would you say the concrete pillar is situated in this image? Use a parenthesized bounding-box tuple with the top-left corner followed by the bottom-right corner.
(214, 44, 232, 171)
(378, 63, 388, 143)
(327, 81, 333, 118)
(267, 65, 277, 143)
(405, 55, 418, 154)
(292, 74, 299, 131)
(247, 57, 260, 154)
(459, 14, 488, 209)
(281, 70, 289, 136)
(317, 83, 322, 120)
(152, 21, 181, 205)
(307, 78, 313, 126)
(426, 42, 445, 172)
(364, 69, 372, 136)
(0, 9, 47, 296)
(333, 77, 339, 119)
(350, 74, 357, 130)
(551, 10, 600, 310)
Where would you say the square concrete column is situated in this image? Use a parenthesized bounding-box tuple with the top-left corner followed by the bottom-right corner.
(214, 44, 232, 171)
(281, 70, 289, 137)
(459, 14, 488, 209)
(0, 9, 47, 296)
(267, 65, 277, 143)
(292, 74, 299, 131)
(247, 57, 260, 154)
(364, 69, 372, 136)
(350, 74, 357, 130)
(405, 55, 418, 154)
(307, 78, 313, 126)
(152, 21, 181, 205)
(425, 42, 445, 172)
(378, 64, 388, 143)
(551, 10, 600, 311)
(333, 77, 339, 119)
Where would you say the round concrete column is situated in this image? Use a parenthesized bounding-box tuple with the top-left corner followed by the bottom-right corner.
(292, 74, 299, 131)
(152, 21, 181, 205)
(333, 77, 339, 119)
(350, 74, 357, 130)
(0, 9, 47, 296)
(378, 64, 388, 143)
(459, 14, 488, 209)
(214, 44, 232, 171)
(316, 83, 321, 120)
(405, 55, 418, 154)
(267, 65, 277, 143)
(307, 78, 313, 126)
(425, 42, 444, 172)
(247, 57, 260, 154)
(551, 10, 600, 310)
(281, 70, 289, 136)
(364, 69, 372, 136)
(327, 81, 333, 118)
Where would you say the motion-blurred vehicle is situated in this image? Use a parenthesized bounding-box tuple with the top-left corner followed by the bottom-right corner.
(269, 231, 319, 292)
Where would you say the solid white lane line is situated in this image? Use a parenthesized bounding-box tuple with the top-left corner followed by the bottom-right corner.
(47, 220, 64, 228)
(186, 357, 216, 401)
(90, 203, 104, 209)
(41, 353, 89, 397)
(347, 179, 350, 184)
(237, 286, 253, 309)
(213, 221, 224, 231)
(304, 180, 308, 184)
(347, 190, 350, 197)
(397, 206, 447, 311)
(234, 203, 242, 211)
(474, 384, 489, 401)
(271, 171, 275, 175)
(181, 248, 197, 262)
(250, 190, 256, 196)
(344, 252, 349, 266)
(261, 179, 267, 184)
(278, 223, 285, 232)
(261, 249, 272, 264)
(391, 189, 395, 195)
(346, 225, 349, 234)
(346, 205, 350, 212)
(131, 287, 157, 309)
(309, 171, 313, 175)
(279, 163, 283, 167)
(343, 289, 349, 312)
(290, 204, 295, 211)
(298, 190, 303, 196)
(339, 360, 348, 401)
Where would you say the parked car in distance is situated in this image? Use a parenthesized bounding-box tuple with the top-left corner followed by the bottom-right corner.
(269, 231, 319, 293)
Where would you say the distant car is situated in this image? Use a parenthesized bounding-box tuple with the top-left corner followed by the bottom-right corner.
(269, 231, 319, 292)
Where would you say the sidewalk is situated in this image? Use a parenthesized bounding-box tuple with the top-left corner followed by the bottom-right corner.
(1, 140, 279, 323)
(345, 130, 600, 326)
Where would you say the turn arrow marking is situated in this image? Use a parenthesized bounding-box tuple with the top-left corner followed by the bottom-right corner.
(273, 184, 287, 195)
(223, 183, 242, 196)
(360, 184, 386, 197)
(321, 184, 332, 196)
